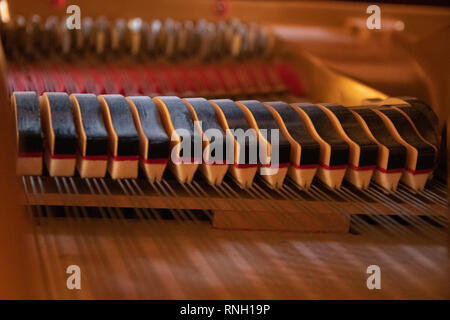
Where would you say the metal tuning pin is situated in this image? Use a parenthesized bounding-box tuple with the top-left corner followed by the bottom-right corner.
(150, 19, 163, 56)
(179, 20, 195, 58)
(94, 16, 111, 57)
(163, 18, 177, 60)
(127, 18, 143, 57)
(24, 14, 41, 60)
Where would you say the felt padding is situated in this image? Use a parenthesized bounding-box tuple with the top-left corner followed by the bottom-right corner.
(318, 103, 378, 168)
(13, 91, 43, 155)
(153, 96, 197, 161)
(265, 101, 320, 167)
(237, 100, 291, 166)
(71, 93, 108, 157)
(293, 103, 349, 167)
(383, 97, 439, 135)
(351, 107, 406, 171)
(98, 94, 140, 158)
(375, 108, 435, 171)
(391, 105, 438, 148)
(209, 99, 258, 166)
(183, 97, 228, 164)
(127, 96, 169, 160)
(40, 92, 77, 156)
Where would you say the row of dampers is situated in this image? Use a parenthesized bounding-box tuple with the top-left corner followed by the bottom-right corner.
(13, 92, 439, 191)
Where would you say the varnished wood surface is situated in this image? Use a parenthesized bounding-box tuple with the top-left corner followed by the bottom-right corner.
(29, 214, 448, 299)
(0, 41, 43, 298)
(20, 176, 448, 233)
(23, 175, 449, 299)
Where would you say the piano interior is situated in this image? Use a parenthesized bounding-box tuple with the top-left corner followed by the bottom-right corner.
(0, 0, 448, 299)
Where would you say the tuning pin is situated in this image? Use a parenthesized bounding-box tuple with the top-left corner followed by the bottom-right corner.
(23, 15, 42, 60)
(140, 21, 150, 55)
(178, 20, 194, 57)
(41, 16, 61, 56)
(230, 25, 243, 59)
(127, 18, 142, 56)
(194, 19, 207, 54)
(246, 23, 259, 57)
(60, 16, 74, 57)
(140, 21, 158, 59)
(111, 18, 125, 55)
(14, 15, 26, 55)
(212, 20, 227, 58)
(77, 17, 94, 55)
(151, 20, 163, 56)
(196, 20, 216, 61)
(259, 26, 275, 58)
(94, 16, 111, 56)
(163, 18, 177, 59)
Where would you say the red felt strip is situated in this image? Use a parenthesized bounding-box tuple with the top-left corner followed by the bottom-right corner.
(376, 167, 404, 174)
(113, 155, 139, 161)
(406, 168, 432, 175)
(234, 163, 258, 169)
(292, 164, 318, 169)
(261, 163, 290, 169)
(320, 163, 348, 170)
(348, 164, 376, 171)
(82, 155, 108, 161)
(142, 158, 169, 164)
(51, 154, 76, 159)
(18, 152, 42, 158)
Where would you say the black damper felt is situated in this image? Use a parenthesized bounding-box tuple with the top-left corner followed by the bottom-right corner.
(14, 91, 43, 154)
(391, 104, 438, 148)
(185, 98, 228, 163)
(46, 92, 77, 155)
(239, 100, 290, 165)
(157, 96, 197, 159)
(351, 108, 406, 170)
(396, 97, 438, 133)
(378, 108, 435, 171)
(129, 96, 169, 160)
(102, 94, 139, 157)
(266, 101, 320, 166)
(321, 103, 378, 167)
(73, 93, 108, 156)
(211, 99, 258, 165)
(295, 103, 349, 167)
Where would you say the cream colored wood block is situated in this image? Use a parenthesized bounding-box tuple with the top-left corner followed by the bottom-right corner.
(108, 160, 139, 179)
(17, 156, 42, 176)
(372, 170, 402, 192)
(199, 164, 229, 185)
(288, 166, 317, 190)
(77, 157, 108, 178)
(229, 166, 257, 188)
(317, 167, 347, 189)
(45, 153, 76, 177)
(260, 167, 288, 189)
(401, 171, 431, 191)
(345, 169, 374, 189)
(169, 162, 199, 183)
(141, 162, 167, 182)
